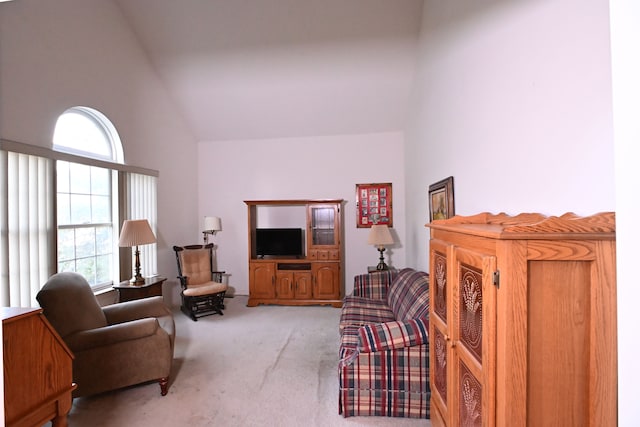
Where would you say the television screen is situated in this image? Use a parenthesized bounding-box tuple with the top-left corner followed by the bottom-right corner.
(256, 228, 304, 258)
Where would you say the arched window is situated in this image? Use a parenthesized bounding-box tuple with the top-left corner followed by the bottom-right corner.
(53, 107, 123, 163)
(53, 107, 124, 288)
(1, 108, 156, 306)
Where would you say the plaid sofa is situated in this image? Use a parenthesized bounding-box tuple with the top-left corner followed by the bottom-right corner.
(338, 268, 430, 418)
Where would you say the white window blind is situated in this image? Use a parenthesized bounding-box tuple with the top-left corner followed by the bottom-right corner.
(2, 139, 159, 307)
(124, 172, 158, 278)
(0, 151, 55, 307)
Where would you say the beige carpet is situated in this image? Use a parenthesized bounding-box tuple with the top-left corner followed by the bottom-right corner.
(59, 296, 431, 427)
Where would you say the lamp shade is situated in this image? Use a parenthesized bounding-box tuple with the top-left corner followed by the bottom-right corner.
(203, 216, 222, 232)
(367, 224, 394, 247)
(118, 219, 156, 247)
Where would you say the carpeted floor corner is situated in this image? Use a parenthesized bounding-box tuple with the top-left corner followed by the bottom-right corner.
(59, 296, 430, 427)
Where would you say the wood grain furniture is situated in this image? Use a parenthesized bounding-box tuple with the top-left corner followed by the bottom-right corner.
(245, 199, 344, 307)
(36, 271, 175, 397)
(112, 276, 166, 302)
(3, 307, 76, 427)
(173, 244, 227, 321)
(427, 212, 616, 427)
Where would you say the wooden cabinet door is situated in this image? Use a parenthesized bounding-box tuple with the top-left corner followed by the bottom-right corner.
(294, 271, 312, 299)
(249, 262, 276, 299)
(312, 263, 339, 299)
(276, 271, 312, 299)
(429, 239, 452, 426)
(276, 271, 294, 299)
(450, 246, 496, 427)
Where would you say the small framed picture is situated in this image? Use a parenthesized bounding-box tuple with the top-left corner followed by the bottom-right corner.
(428, 176, 455, 222)
(356, 182, 392, 228)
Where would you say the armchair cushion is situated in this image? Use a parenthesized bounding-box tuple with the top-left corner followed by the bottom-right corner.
(179, 248, 212, 286)
(182, 280, 227, 297)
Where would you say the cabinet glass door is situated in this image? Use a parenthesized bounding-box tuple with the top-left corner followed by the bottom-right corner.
(309, 205, 336, 246)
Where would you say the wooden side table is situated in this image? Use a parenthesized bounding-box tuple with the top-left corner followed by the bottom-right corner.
(113, 276, 166, 302)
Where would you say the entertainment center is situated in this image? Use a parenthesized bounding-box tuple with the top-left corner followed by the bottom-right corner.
(244, 199, 344, 307)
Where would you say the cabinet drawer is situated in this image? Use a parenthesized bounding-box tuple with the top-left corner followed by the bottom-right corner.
(308, 249, 339, 260)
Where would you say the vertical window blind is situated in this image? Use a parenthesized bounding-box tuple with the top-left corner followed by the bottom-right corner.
(123, 172, 158, 280)
(1, 140, 158, 307)
(0, 151, 55, 307)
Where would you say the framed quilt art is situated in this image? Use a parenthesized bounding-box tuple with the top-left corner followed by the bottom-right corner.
(355, 182, 393, 228)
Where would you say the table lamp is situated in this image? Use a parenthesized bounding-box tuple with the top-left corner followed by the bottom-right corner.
(118, 219, 157, 285)
(367, 224, 394, 270)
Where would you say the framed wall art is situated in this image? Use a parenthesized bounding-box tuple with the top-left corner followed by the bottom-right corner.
(356, 182, 392, 228)
(428, 176, 455, 222)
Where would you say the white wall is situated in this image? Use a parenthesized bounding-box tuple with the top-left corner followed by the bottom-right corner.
(610, 1, 640, 424)
(405, 0, 615, 271)
(196, 132, 406, 296)
(0, 0, 199, 306)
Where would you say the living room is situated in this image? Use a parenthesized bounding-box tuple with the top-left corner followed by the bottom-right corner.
(1, 0, 639, 425)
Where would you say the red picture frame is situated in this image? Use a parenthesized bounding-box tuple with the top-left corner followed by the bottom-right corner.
(355, 182, 393, 228)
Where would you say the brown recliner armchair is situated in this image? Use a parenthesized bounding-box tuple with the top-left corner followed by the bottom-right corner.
(36, 271, 175, 398)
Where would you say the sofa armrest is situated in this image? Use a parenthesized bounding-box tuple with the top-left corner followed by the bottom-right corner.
(357, 318, 429, 353)
(64, 318, 160, 352)
(352, 270, 397, 299)
(103, 296, 171, 324)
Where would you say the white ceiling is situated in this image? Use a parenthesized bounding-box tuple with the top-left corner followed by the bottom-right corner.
(114, 0, 424, 142)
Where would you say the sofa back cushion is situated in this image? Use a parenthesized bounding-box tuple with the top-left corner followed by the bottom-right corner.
(387, 268, 430, 321)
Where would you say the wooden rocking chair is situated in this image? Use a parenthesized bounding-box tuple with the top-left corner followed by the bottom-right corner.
(173, 244, 227, 321)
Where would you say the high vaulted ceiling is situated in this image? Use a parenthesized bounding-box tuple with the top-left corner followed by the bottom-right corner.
(114, 0, 424, 142)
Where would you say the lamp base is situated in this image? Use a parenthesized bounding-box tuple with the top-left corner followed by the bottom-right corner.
(376, 247, 389, 271)
(131, 274, 146, 286)
(130, 246, 145, 286)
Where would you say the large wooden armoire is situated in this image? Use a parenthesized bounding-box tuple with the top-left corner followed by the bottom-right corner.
(3, 307, 76, 427)
(426, 212, 616, 427)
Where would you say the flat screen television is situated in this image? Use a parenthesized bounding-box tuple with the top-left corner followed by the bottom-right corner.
(256, 228, 304, 258)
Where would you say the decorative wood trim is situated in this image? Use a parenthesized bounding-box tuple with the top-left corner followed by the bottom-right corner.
(428, 212, 615, 238)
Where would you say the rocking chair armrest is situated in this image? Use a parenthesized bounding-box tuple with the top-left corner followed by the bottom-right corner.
(176, 275, 188, 288)
(178, 273, 225, 286)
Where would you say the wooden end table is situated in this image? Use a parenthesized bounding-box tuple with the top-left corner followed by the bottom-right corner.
(113, 276, 166, 302)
